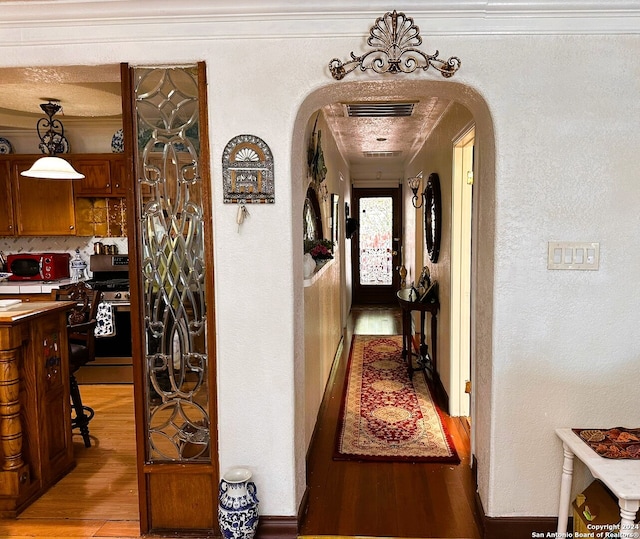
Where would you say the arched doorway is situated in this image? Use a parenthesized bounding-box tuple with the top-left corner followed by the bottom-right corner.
(291, 79, 496, 533)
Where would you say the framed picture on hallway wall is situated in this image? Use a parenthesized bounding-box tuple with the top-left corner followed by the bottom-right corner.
(331, 193, 339, 248)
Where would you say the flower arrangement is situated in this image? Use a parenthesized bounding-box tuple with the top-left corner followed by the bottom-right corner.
(304, 238, 334, 260)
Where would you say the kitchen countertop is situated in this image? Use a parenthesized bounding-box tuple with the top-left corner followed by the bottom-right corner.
(0, 278, 74, 295)
(0, 300, 75, 324)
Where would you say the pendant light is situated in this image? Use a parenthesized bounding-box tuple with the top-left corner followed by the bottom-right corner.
(20, 100, 85, 180)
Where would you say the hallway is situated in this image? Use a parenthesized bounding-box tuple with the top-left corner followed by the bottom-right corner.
(300, 305, 482, 538)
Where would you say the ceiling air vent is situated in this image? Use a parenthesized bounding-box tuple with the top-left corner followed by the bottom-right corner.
(363, 151, 402, 158)
(345, 101, 416, 118)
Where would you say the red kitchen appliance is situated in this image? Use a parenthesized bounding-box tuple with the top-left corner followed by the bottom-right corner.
(7, 253, 71, 281)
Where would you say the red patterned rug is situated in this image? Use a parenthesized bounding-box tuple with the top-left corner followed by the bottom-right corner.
(335, 334, 459, 463)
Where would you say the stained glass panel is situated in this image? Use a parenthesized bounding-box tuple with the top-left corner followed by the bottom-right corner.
(134, 66, 210, 463)
(359, 197, 393, 286)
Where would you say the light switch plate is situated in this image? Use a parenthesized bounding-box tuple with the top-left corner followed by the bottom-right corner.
(547, 242, 599, 270)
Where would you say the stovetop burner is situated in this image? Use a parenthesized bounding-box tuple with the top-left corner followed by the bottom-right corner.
(88, 278, 130, 291)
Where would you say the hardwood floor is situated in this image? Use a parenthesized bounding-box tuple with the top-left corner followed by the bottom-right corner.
(0, 385, 141, 539)
(300, 305, 482, 539)
(0, 307, 481, 539)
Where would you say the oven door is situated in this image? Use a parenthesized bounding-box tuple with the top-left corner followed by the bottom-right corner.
(76, 303, 133, 384)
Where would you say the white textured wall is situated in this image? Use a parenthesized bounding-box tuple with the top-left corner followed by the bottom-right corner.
(3, 0, 640, 521)
(406, 102, 474, 414)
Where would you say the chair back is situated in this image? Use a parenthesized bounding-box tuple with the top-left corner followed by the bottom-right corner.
(52, 281, 101, 325)
(51, 282, 103, 370)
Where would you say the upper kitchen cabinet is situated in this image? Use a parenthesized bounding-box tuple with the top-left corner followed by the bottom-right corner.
(71, 154, 128, 197)
(0, 160, 15, 235)
(3, 157, 76, 236)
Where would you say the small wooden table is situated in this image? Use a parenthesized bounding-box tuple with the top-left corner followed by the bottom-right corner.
(556, 428, 640, 538)
(396, 287, 439, 379)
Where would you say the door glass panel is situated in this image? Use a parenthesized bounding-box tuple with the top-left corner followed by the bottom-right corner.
(133, 66, 210, 462)
(359, 197, 393, 286)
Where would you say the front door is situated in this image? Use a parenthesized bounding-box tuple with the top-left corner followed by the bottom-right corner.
(351, 186, 402, 304)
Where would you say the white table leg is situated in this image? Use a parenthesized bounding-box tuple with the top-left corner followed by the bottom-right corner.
(619, 499, 640, 539)
(557, 442, 574, 534)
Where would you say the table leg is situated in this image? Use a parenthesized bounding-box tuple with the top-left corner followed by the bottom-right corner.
(401, 308, 410, 371)
(557, 442, 574, 534)
(619, 499, 640, 538)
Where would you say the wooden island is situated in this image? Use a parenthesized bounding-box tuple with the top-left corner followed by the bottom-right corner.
(0, 300, 75, 517)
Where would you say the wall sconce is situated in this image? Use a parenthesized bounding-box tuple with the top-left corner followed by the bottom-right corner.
(20, 100, 85, 180)
(407, 172, 424, 208)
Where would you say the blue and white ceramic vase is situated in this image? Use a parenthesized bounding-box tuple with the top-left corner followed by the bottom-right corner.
(218, 467, 259, 539)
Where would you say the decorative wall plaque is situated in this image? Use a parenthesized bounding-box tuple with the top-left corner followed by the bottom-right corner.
(222, 134, 274, 204)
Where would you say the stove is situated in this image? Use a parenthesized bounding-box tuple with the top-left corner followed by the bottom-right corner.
(88, 254, 130, 304)
(76, 254, 133, 384)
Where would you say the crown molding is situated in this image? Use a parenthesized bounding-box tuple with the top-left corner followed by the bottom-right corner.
(1, 0, 640, 45)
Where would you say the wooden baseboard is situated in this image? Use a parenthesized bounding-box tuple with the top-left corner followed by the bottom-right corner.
(472, 457, 567, 539)
(474, 493, 567, 539)
(256, 516, 298, 539)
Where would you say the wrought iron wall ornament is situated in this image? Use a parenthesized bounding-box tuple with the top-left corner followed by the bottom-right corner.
(329, 10, 461, 80)
(307, 114, 327, 189)
(222, 134, 274, 204)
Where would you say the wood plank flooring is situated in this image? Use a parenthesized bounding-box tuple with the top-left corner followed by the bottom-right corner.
(300, 306, 482, 539)
(0, 306, 482, 539)
(0, 385, 141, 539)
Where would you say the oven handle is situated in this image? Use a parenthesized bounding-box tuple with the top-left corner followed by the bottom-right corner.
(110, 302, 130, 313)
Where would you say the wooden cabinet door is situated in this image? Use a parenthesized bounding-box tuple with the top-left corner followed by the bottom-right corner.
(111, 157, 128, 196)
(0, 160, 16, 235)
(72, 159, 112, 196)
(12, 159, 76, 236)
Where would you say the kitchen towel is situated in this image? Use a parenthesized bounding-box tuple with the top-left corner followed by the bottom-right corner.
(95, 302, 116, 338)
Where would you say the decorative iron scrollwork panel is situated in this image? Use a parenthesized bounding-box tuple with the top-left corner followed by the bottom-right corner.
(134, 66, 210, 462)
(329, 10, 461, 80)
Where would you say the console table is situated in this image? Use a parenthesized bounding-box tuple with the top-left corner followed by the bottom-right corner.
(556, 428, 640, 538)
(396, 287, 439, 379)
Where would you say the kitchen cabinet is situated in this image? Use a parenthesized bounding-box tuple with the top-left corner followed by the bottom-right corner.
(0, 154, 130, 238)
(11, 159, 76, 236)
(0, 160, 15, 235)
(71, 154, 128, 197)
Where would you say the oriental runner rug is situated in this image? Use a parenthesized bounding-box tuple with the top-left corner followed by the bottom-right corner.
(335, 334, 459, 463)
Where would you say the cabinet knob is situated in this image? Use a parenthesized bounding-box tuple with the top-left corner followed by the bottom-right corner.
(106, 183, 110, 188)
(8, 225, 12, 230)
(69, 225, 74, 230)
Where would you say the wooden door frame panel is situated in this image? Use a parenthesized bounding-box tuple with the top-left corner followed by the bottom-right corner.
(121, 62, 220, 536)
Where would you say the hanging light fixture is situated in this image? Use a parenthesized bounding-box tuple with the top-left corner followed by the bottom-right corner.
(21, 99, 85, 180)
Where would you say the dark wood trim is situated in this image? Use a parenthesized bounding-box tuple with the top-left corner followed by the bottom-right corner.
(256, 516, 298, 539)
(473, 472, 562, 539)
(298, 486, 310, 529)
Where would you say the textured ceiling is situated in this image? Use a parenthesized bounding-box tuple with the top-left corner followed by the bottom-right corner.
(323, 96, 450, 180)
(0, 65, 122, 129)
(0, 64, 446, 179)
